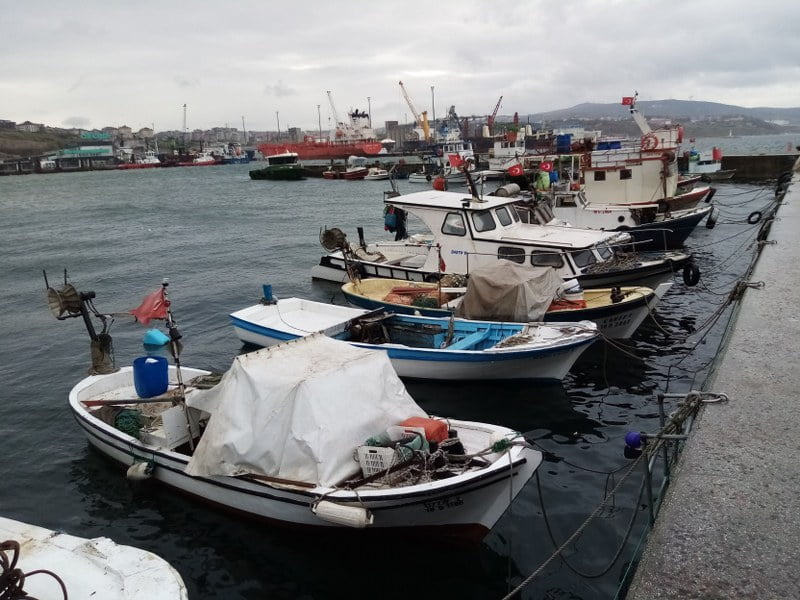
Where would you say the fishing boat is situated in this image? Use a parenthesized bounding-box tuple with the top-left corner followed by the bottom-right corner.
(177, 150, 218, 167)
(684, 147, 736, 182)
(0, 516, 188, 599)
(340, 263, 672, 339)
(364, 166, 391, 180)
(310, 187, 694, 290)
(514, 189, 717, 250)
(229, 291, 598, 381)
(49, 277, 542, 539)
(249, 150, 306, 180)
(323, 155, 370, 180)
(117, 149, 162, 170)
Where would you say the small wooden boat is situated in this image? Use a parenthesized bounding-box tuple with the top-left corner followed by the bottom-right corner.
(229, 293, 599, 381)
(341, 271, 672, 339)
(0, 516, 187, 599)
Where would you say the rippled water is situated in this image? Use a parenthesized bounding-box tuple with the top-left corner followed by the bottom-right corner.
(0, 163, 778, 599)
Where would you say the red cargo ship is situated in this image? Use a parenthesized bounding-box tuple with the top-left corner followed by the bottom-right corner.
(258, 103, 383, 160)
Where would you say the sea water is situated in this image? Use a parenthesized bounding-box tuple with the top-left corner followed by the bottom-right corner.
(0, 161, 782, 599)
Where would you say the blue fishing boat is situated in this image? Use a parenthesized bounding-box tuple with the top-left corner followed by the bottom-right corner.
(229, 292, 599, 381)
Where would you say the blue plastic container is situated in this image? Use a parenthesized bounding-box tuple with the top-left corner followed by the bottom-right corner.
(133, 355, 168, 398)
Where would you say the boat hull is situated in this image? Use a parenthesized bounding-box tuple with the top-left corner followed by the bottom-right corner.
(259, 141, 384, 161)
(249, 166, 306, 180)
(69, 367, 540, 538)
(311, 250, 684, 290)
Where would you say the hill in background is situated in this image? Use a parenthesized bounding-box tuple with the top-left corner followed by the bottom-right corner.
(510, 99, 800, 138)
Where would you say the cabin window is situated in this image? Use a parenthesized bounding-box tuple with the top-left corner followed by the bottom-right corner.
(620, 169, 632, 180)
(571, 249, 597, 268)
(441, 212, 467, 236)
(495, 206, 513, 226)
(596, 245, 613, 260)
(531, 250, 564, 268)
(498, 246, 525, 264)
(593, 171, 606, 181)
(471, 210, 496, 232)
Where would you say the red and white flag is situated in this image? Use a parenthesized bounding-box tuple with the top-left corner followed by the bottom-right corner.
(448, 153, 464, 168)
(507, 163, 524, 177)
(621, 96, 635, 106)
(130, 288, 167, 325)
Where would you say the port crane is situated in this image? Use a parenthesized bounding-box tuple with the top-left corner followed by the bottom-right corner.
(398, 81, 431, 142)
(487, 96, 503, 135)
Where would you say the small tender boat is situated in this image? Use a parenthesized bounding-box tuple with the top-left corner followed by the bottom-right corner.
(249, 150, 306, 180)
(364, 166, 390, 180)
(229, 293, 599, 381)
(323, 155, 370, 179)
(0, 516, 187, 599)
(341, 263, 672, 339)
(685, 147, 736, 182)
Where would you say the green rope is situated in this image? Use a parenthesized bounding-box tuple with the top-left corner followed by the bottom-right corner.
(114, 409, 142, 439)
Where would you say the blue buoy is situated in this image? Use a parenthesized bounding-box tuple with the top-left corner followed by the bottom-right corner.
(625, 431, 642, 449)
(143, 328, 170, 347)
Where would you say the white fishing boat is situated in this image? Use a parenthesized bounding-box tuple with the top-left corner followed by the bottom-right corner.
(0, 516, 187, 599)
(310, 188, 694, 289)
(684, 147, 736, 181)
(68, 340, 543, 537)
(364, 166, 391, 180)
(514, 189, 716, 250)
(50, 278, 543, 540)
(230, 292, 599, 381)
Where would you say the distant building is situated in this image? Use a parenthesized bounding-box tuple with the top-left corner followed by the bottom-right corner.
(17, 121, 42, 132)
(0, 119, 16, 129)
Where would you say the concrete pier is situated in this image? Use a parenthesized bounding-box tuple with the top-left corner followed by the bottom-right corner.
(626, 161, 800, 598)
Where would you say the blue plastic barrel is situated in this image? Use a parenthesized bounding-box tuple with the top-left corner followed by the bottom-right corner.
(133, 356, 168, 398)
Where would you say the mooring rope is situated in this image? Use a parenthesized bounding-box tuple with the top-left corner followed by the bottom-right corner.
(1, 539, 69, 600)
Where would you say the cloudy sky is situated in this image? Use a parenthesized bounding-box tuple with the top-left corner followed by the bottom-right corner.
(3, 0, 799, 134)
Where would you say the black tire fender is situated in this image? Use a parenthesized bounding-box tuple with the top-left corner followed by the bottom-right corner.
(704, 187, 716, 203)
(747, 211, 762, 225)
(683, 263, 700, 287)
(705, 207, 718, 229)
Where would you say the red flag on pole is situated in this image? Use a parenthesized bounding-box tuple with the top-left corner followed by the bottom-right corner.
(507, 163, 524, 177)
(130, 288, 167, 325)
(448, 153, 464, 168)
(621, 96, 635, 106)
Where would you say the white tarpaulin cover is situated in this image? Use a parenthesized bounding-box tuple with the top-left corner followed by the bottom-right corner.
(185, 335, 426, 486)
(455, 262, 563, 322)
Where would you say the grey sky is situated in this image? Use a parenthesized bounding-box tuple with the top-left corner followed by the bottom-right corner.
(3, 0, 799, 133)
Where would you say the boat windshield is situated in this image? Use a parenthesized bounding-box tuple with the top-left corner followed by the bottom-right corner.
(571, 249, 598, 268)
(596, 244, 614, 260)
(471, 210, 496, 232)
(494, 206, 513, 226)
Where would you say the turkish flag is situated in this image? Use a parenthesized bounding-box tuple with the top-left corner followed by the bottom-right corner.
(130, 288, 167, 325)
(448, 153, 464, 168)
(621, 96, 635, 106)
(507, 163, 524, 177)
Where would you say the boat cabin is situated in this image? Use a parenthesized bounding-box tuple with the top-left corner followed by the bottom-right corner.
(384, 190, 629, 281)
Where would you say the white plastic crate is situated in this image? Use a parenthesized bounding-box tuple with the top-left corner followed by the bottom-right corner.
(356, 445, 399, 477)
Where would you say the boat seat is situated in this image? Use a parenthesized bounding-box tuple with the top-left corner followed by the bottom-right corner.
(399, 255, 427, 268)
(446, 329, 491, 350)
